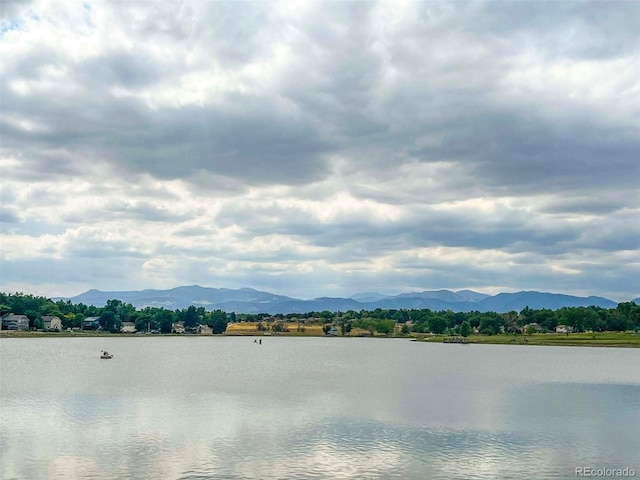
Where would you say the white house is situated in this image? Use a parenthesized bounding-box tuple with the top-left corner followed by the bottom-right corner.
(556, 325, 573, 334)
(522, 322, 543, 334)
(197, 324, 213, 335)
(42, 315, 63, 331)
(172, 322, 185, 334)
(120, 322, 137, 333)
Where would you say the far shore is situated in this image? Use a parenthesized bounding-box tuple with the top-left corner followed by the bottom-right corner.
(413, 331, 640, 348)
(2, 330, 639, 347)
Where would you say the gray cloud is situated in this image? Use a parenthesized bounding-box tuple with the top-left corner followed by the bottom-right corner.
(77, 49, 167, 89)
(0, 207, 22, 224)
(476, 1, 640, 59)
(1, 1, 638, 301)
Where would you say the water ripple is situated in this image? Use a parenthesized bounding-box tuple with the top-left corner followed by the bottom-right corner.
(2, 338, 638, 479)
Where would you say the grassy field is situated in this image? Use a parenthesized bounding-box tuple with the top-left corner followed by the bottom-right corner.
(225, 322, 325, 336)
(413, 332, 640, 347)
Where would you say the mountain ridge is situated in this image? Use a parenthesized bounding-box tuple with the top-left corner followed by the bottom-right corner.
(56, 285, 627, 314)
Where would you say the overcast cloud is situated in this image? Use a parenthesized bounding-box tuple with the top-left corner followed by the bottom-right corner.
(1, 1, 639, 302)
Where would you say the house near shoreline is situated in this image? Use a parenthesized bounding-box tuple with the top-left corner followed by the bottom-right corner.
(197, 324, 213, 335)
(172, 322, 185, 334)
(83, 317, 101, 330)
(522, 322, 544, 334)
(2, 314, 30, 331)
(120, 322, 136, 333)
(42, 315, 63, 331)
(555, 325, 574, 334)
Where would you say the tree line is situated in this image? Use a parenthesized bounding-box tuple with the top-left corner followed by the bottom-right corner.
(0, 293, 231, 334)
(238, 304, 639, 335)
(1, 292, 638, 335)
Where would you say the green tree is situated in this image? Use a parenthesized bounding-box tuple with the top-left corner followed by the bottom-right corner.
(0, 303, 11, 317)
(340, 320, 353, 336)
(617, 302, 640, 331)
(605, 309, 628, 332)
(154, 309, 176, 334)
(468, 312, 482, 329)
(519, 306, 534, 325)
(135, 309, 155, 332)
(533, 309, 556, 331)
(479, 315, 500, 335)
(460, 321, 471, 337)
(581, 307, 600, 332)
(429, 316, 447, 334)
(99, 311, 118, 332)
(183, 305, 199, 328)
(62, 313, 76, 329)
(208, 310, 228, 334)
(73, 313, 85, 328)
(376, 319, 395, 335)
(557, 307, 585, 332)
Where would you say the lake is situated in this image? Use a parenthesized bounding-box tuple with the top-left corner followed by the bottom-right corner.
(1, 337, 639, 479)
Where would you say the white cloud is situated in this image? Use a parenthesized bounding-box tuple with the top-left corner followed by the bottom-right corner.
(1, 0, 638, 302)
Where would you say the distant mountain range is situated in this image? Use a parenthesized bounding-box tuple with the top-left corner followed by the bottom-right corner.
(58, 285, 627, 314)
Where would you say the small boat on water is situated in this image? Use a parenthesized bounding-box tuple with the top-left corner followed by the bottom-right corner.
(100, 350, 113, 359)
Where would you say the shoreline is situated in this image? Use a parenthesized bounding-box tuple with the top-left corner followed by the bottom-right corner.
(413, 332, 640, 348)
(2, 331, 639, 347)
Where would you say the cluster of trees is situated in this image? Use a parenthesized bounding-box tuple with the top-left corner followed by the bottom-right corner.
(235, 304, 640, 336)
(405, 304, 639, 336)
(2, 292, 638, 336)
(0, 293, 231, 334)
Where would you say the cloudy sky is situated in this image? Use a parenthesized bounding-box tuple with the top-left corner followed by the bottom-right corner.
(1, 1, 639, 301)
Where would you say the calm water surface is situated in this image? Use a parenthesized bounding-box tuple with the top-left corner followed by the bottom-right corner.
(1, 337, 639, 479)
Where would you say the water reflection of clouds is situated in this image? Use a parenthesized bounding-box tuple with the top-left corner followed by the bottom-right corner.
(3, 339, 640, 479)
(502, 382, 640, 470)
(4, 391, 638, 479)
(223, 417, 563, 479)
(230, 439, 404, 480)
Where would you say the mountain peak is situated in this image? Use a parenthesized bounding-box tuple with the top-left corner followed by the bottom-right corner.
(66, 286, 619, 314)
(350, 292, 388, 302)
